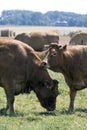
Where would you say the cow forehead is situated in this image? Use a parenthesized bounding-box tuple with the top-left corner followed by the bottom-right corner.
(50, 48, 57, 52)
(48, 47, 60, 55)
(48, 46, 57, 52)
(49, 46, 58, 51)
(45, 45, 61, 56)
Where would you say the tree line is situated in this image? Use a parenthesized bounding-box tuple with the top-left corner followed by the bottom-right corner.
(0, 10, 87, 26)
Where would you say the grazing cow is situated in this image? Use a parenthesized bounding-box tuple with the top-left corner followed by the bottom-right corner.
(0, 39, 59, 115)
(42, 43, 87, 111)
(15, 32, 59, 51)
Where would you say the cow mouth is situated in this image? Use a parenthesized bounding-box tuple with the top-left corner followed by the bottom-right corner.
(42, 102, 56, 111)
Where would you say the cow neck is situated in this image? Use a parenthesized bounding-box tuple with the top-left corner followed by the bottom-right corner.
(25, 80, 35, 92)
(26, 52, 42, 81)
(29, 65, 41, 81)
(62, 53, 74, 81)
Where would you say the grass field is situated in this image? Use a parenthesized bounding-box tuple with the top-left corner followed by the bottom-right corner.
(0, 70, 87, 130)
(0, 26, 87, 130)
(0, 25, 87, 35)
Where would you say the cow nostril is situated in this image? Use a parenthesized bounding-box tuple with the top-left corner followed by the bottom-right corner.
(43, 62, 47, 66)
(41, 61, 48, 69)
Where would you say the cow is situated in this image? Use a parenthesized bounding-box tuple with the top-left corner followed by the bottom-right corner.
(42, 43, 87, 112)
(0, 39, 59, 115)
(15, 32, 59, 51)
(69, 32, 87, 45)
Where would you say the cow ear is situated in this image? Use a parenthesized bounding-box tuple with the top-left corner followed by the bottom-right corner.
(49, 80, 59, 89)
(60, 44, 67, 51)
(53, 79, 59, 84)
(52, 80, 59, 88)
(63, 44, 67, 49)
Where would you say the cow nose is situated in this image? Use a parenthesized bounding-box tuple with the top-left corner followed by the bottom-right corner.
(41, 61, 49, 69)
(42, 61, 47, 66)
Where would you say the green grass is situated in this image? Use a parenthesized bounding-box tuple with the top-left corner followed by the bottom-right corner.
(0, 70, 87, 130)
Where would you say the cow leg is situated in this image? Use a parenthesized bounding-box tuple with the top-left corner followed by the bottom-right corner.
(6, 103, 9, 111)
(4, 83, 15, 115)
(69, 88, 77, 112)
(1, 78, 15, 115)
(5, 90, 15, 115)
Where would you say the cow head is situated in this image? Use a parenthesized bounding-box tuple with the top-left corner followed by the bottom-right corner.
(26, 49, 59, 111)
(27, 78, 59, 111)
(42, 43, 67, 72)
(33, 79, 59, 111)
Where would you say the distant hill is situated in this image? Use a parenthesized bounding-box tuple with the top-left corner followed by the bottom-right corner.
(0, 10, 87, 26)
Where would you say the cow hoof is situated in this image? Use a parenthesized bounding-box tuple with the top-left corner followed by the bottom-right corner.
(68, 108, 74, 114)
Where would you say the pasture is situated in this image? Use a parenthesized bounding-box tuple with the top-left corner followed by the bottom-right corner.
(0, 71, 87, 130)
(0, 26, 87, 130)
(0, 25, 87, 35)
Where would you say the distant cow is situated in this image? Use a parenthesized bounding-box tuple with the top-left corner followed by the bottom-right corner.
(0, 39, 59, 115)
(15, 32, 59, 51)
(68, 30, 82, 38)
(69, 32, 87, 45)
(42, 43, 87, 111)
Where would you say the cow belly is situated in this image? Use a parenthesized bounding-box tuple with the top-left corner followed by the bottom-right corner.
(73, 81, 87, 90)
(14, 82, 26, 95)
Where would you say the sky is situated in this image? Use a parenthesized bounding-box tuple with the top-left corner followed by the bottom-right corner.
(0, 0, 87, 15)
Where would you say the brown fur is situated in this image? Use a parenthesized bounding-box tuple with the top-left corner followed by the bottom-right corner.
(43, 43, 87, 111)
(15, 32, 59, 51)
(69, 32, 87, 45)
(0, 39, 59, 115)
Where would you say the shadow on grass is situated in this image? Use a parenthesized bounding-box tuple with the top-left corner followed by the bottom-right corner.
(0, 108, 8, 116)
(36, 111, 57, 116)
(60, 108, 87, 115)
(34, 110, 74, 117)
(75, 108, 87, 113)
(35, 108, 87, 117)
(0, 108, 87, 118)
(0, 108, 27, 117)
(0, 108, 43, 121)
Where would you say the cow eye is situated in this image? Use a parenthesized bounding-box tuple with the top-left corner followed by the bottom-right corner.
(51, 51, 57, 57)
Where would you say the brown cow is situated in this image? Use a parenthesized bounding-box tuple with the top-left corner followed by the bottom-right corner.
(15, 32, 59, 51)
(69, 32, 87, 45)
(42, 43, 87, 112)
(0, 39, 59, 115)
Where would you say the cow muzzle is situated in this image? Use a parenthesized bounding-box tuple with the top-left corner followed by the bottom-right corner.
(41, 61, 50, 69)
